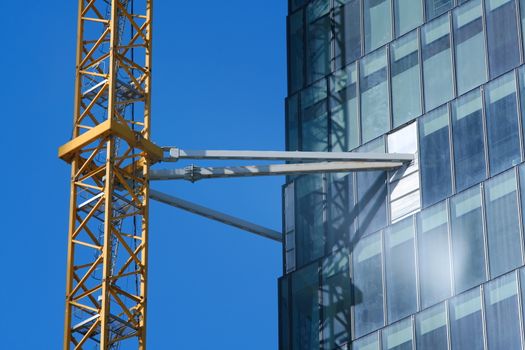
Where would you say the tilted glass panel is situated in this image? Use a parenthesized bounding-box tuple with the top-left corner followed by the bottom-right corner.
(321, 251, 351, 349)
(286, 94, 300, 151)
(307, 0, 330, 23)
(296, 175, 326, 267)
(449, 287, 484, 350)
(453, 0, 487, 95)
(484, 272, 522, 350)
(353, 332, 380, 350)
(353, 231, 384, 338)
(384, 217, 417, 323)
(291, 0, 308, 12)
(416, 303, 449, 350)
(419, 105, 452, 207)
(485, 0, 520, 78)
(291, 263, 320, 350)
(328, 173, 356, 253)
(521, 0, 525, 54)
(484, 169, 522, 277)
(422, 14, 454, 112)
(382, 317, 413, 350)
(518, 66, 525, 148)
(360, 47, 389, 143)
(302, 79, 329, 152)
(334, 0, 361, 70)
(394, 0, 423, 37)
(485, 72, 521, 175)
(279, 277, 291, 350)
(391, 30, 422, 127)
(520, 268, 525, 329)
(357, 138, 388, 236)
(331, 63, 359, 152)
(417, 201, 452, 309)
(451, 89, 486, 192)
(520, 164, 525, 242)
(364, 0, 392, 53)
(289, 9, 304, 94)
(450, 185, 486, 293)
(307, 14, 331, 84)
(426, 0, 453, 20)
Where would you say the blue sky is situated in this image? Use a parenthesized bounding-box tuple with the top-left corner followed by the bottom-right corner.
(1, 1, 286, 348)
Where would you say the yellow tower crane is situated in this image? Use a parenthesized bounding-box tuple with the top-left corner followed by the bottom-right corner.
(58, 1, 413, 349)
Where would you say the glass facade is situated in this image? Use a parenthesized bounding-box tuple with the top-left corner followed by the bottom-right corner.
(281, 0, 525, 349)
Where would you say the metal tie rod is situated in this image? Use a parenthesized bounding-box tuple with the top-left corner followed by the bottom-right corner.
(164, 148, 414, 163)
(150, 160, 409, 182)
(150, 190, 282, 242)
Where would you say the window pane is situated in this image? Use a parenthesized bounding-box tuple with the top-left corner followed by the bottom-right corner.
(450, 186, 486, 293)
(484, 169, 522, 277)
(484, 272, 522, 350)
(364, 0, 392, 53)
(321, 252, 351, 349)
(449, 288, 484, 350)
(484, 72, 521, 175)
(353, 333, 380, 350)
(334, 0, 361, 69)
(307, 0, 330, 23)
(422, 14, 454, 112)
(357, 139, 388, 236)
(331, 64, 359, 152)
(279, 277, 290, 350)
(292, 263, 320, 350)
(485, 0, 520, 78)
(417, 202, 452, 308)
(453, 0, 487, 95)
(296, 175, 326, 267)
(394, 0, 423, 37)
(287, 94, 300, 151)
(353, 232, 384, 338)
(518, 66, 525, 147)
(419, 106, 452, 207)
(520, 164, 525, 241)
(391, 30, 422, 127)
(384, 217, 417, 323)
(521, 0, 525, 53)
(426, 0, 453, 20)
(328, 173, 356, 253)
(360, 47, 389, 143)
(451, 89, 486, 191)
(289, 10, 304, 93)
(416, 303, 449, 350)
(307, 15, 331, 84)
(382, 318, 413, 350)
(302, 79, 329, 152)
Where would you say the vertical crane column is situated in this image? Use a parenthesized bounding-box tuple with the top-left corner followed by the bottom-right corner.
(59, 0, 160, 348)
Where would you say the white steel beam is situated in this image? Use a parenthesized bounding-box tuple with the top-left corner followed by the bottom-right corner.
(150, 161, 407, 182)
(164, 148, 414, 163)
(149, 190, 282, 242)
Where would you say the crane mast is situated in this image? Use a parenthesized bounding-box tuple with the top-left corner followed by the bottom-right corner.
(59, 0, 159, 348)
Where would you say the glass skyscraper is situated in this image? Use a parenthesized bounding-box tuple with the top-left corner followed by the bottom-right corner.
(280, 0, 525, 349)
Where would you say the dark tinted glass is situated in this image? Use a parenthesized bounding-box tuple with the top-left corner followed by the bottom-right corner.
(291, 263, 320, 350)
(306, 14, 330, 84)
(301, 79, 328, 152)
(289, 10, 304, 93)
(334, 0, 361, 69)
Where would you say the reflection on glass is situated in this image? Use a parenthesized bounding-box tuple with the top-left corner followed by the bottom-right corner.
(416, 303, 449, 350)
(321, 252, 351, 349)
(484, 170, 522, 277)
(417, 202, 452, 308)
(394, 0, 423, 37)
(360, 47, 389, 143)
(291, 263, 320, 350)
(453, 0, 487, 95)
(391, 30, 422, 127)
(484, 72, 520, 175)
(307, 15, 330, 84)
(353, 232, 384, 338)
(302, 79, 328, 152)
(289, 10, 304, 93)
(449, 288, 484, 350)
(364, 0, 392, 53)
(422, 14, 454, 112)
(518, 66, 525, 150)
(353, 332, 380, 350)
(450, 186, 486, 293)
(419, 106, 452, 207)
(328, 173, 355, 253)
(451, 89, 486, 191)
(279, 277, 290, 350)
(331, 64, 359, 152)
(426, 0, 453, 20)
(296, 175, 326, 267)
(286, 94, 300, 151)
(382, 318, 413, 350)
(485, 0, 520, 78)
(334, 0, 361, 69)
(484, 272, 522, 350)
(385, 218, 417, 323)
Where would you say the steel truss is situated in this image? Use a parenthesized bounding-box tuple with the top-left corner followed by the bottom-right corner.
(59, 0, 160, 348)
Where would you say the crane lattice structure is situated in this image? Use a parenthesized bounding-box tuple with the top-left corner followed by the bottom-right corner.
(58, 1, 413, 349)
